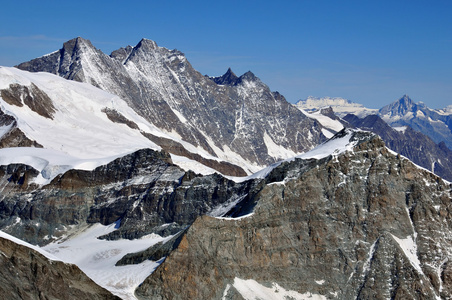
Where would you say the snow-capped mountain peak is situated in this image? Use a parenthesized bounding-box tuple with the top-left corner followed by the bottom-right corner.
(16, 37, 328, 172)
(379, 95, 452, 148)
(379, 94, 420, 117)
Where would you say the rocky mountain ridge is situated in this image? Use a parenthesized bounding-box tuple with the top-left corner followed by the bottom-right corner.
(16, 37, 327, 172)
(0, 147, 261, 245)
(379, 95, 452, 149)
(0, 128, 451, 299)
(296, 95, 452, 150)
(136, 130, 452, 299)
(0, 36, 450, 299)
(343, 113, 452, 182)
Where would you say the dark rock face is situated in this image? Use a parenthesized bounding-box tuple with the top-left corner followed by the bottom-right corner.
(0, 85, 50, 148)
(116, 229, 187, 266)
(136, 133, 452, 299)
(0, 148, 260, 245)
(343, 113, 452, 181)
(0, 83, 56, 119)
(16, 37, 326, 168)
(211, 67, 240, 85)
(0, 235, 120, 300)
(102, 107, 140, 130)
(0, 126, 43, 148)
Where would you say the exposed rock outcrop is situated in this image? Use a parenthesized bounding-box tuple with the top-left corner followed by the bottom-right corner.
(344, 113, 452, 181)
(136, 132, 452, 299)
(0, 234, 120, 300)
(0, 148, 260, 245)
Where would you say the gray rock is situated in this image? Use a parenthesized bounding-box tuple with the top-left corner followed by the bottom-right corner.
(136, 132, 452, 299)
(0, 148, 261, 245)
(343, 113, 452, 181)
(0, 235, 120, 300)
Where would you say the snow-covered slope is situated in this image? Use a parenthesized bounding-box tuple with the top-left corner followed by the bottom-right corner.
(295, 96, 378, 118)
(43, 221, 172, 300)
(0, 67, 240, 180)
(0, 229, 61, 261)
(296, 107, 345, 138)
(0, 66, 159, 155)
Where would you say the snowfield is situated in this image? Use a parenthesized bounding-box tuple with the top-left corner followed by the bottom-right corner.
(43, 221, 173, 300)
(0, 67, 247, 178)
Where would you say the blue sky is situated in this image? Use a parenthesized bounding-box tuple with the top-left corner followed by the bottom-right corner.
(1, 0, 451, 109)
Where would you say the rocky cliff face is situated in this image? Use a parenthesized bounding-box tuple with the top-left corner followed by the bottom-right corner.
(0, 148, 261, 245)
(136, 131, 452, 299)
(343, 113, 452, 182)
(16, 37, 326, 170)
(0, 234, 120, 300)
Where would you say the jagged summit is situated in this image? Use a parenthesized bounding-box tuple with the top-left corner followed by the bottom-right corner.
(380, 94, 417, 116)
(237, 70, 258, 83)
(15, 37, 327, 171)
(212, 69, 259, 86)
(212, 68, 239, 85)
(134, 38, 158, 50)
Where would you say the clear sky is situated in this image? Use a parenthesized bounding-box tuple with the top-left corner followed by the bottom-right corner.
(1, 0, 451, 109)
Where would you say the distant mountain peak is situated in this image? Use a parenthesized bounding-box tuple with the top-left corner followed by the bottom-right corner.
(380, 94, 420, 117)
(212, 68, 239, 85)
(62, 37, 96, 55)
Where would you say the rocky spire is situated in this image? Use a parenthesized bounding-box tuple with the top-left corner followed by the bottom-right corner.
(212, 68, 239, 85)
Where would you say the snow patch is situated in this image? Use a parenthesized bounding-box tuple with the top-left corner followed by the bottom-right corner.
(263, 131, 297, 160)
(393, 126, 407, 133)
(391, 234, 423, 274)
(232, 277, 327, 300)
(303, 110, 344, 133)
(170, 154, 217, 176)
(209, 194, 248, 218)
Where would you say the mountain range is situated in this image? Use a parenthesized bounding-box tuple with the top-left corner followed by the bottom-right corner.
(16, 37, 327, 174)
(296, 95, 452, 150)
(0, 37, 451, 299)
